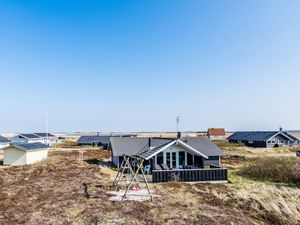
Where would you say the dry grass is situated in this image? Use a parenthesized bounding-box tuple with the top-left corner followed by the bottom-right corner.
(1, 147, 300, 224)
(238, 157, 300, 184)
(54, 140, 79, 148)
(214, 140, 298, 156)
(227, 174, 300, 225)
(0, 150, 112, 225)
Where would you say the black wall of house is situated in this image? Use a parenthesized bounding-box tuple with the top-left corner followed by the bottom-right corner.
(246, 141, 267, 148)
(78, 142, 109, 149)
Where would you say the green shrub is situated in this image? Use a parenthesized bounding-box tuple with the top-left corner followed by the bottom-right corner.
(239, 157, 300, 184)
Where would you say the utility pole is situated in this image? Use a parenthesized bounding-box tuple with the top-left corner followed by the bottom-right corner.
(46, 111, 49, 145)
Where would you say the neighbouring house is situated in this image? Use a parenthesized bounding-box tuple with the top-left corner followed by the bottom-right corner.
(207, 128, 226, 140)
(34, 133, 60, 146)
(0, 135, 10, 149)
(228, 131, 299, 148)
(77, 134, 136, 149)
(110, 136, 227, 183)
(10, 133, 58, 146)
(10, 133, 44, 144)
(3, 143, 48, 166)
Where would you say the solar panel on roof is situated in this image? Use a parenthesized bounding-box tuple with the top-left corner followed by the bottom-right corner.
(20, 134, 41, 139)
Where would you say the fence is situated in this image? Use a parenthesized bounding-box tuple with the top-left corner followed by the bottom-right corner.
(152, 167, 228, 183)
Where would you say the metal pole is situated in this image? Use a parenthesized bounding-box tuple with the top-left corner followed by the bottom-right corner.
(45, 111, 49, 145)
(176, 116, 180, 133)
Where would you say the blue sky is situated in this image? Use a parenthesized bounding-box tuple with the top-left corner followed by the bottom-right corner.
(0, 0, 299, 133)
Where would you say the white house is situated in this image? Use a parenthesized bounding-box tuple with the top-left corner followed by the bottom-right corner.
(10, 133, 60, 146)
(207, 128, 226, 140)
(10, 133, 44, 144)
(0, 135, 10, 149)
(3, 143, 48, 166)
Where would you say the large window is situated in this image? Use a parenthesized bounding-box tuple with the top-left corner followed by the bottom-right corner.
(194, 155, 203, 168)
(179, 151, 185, 166)
(187, 153, 193, 165)
(157, 152, 163, 164)
(171, 153, 176, 169)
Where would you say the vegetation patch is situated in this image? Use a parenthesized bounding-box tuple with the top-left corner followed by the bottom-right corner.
(1, 147, 300, 224)
(54, 140, 79, 148)
(239, 157, 300, 184)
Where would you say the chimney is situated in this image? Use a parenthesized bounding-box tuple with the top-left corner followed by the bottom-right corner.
(177, 132, 181, 139)
(148, 138, 151, 148)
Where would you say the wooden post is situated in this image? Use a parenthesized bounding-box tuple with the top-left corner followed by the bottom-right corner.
(113, 155, 140, 189)
(79, 149, 84, 165)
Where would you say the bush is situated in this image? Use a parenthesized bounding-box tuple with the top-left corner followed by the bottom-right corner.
(239, 157, 300, 184)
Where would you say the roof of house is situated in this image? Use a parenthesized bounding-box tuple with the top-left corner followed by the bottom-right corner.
(5, 143, 49, 151)
(0, 135, 10, 143)
(77, 134, 135, 145)
(110, 137, 223, 158)
(182, 137, 223, 156)
(284, 132, 299, 141)
(228, 131, 298, 142)
(77, 136, 112, 144)
(137, 140, 174, 159)
(207, 128, 225, 136)
(34, 133, 55, 138)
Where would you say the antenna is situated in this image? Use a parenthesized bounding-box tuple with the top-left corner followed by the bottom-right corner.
(176, 116, 180, 133)
(45, 111, 49, 145)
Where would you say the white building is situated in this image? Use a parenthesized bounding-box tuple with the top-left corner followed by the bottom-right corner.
(10, 133, 60, 146)
(207, 128, 226, 140)
(10, 134, 44, 144)
(3, 143, 48, 166)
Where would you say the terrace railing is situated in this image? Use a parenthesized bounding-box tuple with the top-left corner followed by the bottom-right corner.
(152, 166, 228, 183)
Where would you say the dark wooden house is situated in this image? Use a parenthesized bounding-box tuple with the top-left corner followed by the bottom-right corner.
(77, 134, 136, 149)
(110, 136, 227, 183)
(228, 131, 299, 148)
